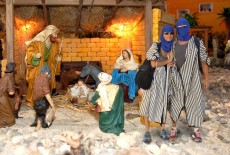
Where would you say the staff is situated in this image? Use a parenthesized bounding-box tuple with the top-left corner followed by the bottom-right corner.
(54, 37, 63, 76)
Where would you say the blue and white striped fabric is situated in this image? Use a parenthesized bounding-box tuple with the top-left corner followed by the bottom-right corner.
(140, 42, 170, 124)
(170, 36, 210, 127)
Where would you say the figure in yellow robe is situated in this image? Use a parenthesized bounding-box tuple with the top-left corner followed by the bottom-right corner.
(25, 25, 61, 107)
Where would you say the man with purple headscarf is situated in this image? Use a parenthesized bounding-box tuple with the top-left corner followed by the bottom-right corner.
(169, 18, 210, 142)
(140, 25, 175, 143)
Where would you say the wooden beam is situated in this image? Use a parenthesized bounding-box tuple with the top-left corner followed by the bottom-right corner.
(133, 11, 144, 30)
(100, 7, 118, 36)
(6, 0, 14, 62)
(75, 0, 84, 36)
(115, 0, 122, 4)
(0, 0, 5, 5)
(144, 0, 152, 59)
(13, 0, 163, 7)
(89, 0, 95, 11)
(41, 0, 49, 26)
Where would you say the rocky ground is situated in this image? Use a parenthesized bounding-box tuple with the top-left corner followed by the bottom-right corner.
(0, 67, 230, 155)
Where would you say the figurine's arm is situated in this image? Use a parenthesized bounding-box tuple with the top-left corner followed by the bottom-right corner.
(45, 93, 56, 113)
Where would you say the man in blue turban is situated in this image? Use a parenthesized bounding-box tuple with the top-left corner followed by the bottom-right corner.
(169, 18, 210, 142)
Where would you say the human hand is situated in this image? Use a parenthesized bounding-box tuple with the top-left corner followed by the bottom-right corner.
(167, 52, 174, 62)
(36, 53, 42, 59)
(203, 77, 209, 90)
(167, 62, 175, 67)
(120, 65, 125, 69)
(120, 68, 128, 72)
(56, 54, 62, 61)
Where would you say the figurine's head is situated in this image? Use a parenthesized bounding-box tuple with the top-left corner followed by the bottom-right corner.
(77, 80, 84, 86)
(40, 65, 51, 80)
(98, 72, 112, 85)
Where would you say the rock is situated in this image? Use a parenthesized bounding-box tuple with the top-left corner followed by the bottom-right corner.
(156, 140, 168, 147)
(116, 137, 130, 149)
(218, 108, 227, 114)
(165, 145, 182, 155)
(203, 114, 210, 122)
(221, 88, 227, 94)
(121, 147, 149, 155)
(145, 143, 160, 155)
(225, 103, 230, 113)
(180, 135, 188, 142)
(59, 143, 71, 155)
(0, 142, 6, 151)
(211, 108, 218, 114)
(12, 135, 24, 145)
(0, 134, 7, 141)
(205, 104, 212, 110)
(15, 145, 32, 155)
(220, 118, 228, 124)
(223, 137, 230, 143)
(217, 135, 224, 140)
(6, 130, 15, 138)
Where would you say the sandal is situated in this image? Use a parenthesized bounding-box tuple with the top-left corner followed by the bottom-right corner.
(160, 130, 169, 140)
(143, 132, 152, 144)
(192, 131, 202, 142)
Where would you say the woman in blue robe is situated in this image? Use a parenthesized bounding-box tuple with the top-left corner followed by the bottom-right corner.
(111, 49, 138, 102)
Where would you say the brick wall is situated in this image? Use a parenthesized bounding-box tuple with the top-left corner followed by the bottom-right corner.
(61, 37, 142, 74)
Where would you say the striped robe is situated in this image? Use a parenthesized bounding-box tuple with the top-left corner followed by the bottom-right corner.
(170, 37, 210, 127)
(140, 42, 170, 124)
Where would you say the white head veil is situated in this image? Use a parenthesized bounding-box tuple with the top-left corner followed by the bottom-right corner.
(25, 25, 59, 47)
(114, 49, 138, 70)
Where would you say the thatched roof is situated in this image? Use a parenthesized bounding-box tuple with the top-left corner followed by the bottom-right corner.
(0, 0, 165, 37)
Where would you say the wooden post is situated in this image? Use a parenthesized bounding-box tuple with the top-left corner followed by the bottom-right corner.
(144, 0, 152, 61)
(6, 0, 14, 62)
(75, 0, 84, 36)
(41, 0, 49, 26)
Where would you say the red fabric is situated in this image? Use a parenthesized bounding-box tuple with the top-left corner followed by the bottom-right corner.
(119, 83, 131, 103)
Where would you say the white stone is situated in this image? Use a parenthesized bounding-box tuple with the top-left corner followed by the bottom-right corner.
(145, 143, 160, 155)
(12, 135, 24, 145)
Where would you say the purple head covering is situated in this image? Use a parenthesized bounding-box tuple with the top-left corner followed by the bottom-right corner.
(176, 18, 190, 41)
(160, 25, 174, 52)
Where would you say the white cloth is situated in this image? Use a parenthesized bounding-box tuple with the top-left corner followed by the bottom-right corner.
(96, 83, 119, 112)
(114, 49, 138, 70)
(97, 83, 111, 111)
(70, 85, 89, 98)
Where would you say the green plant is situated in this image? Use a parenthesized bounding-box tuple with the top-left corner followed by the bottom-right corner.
(185, 12, 198, 26)
(217, 7, 230, 24)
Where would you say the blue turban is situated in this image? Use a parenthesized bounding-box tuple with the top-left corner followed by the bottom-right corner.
(40, 65, 51, 74)
(176, 18, 190, 41)
(160, 25, 174, 52)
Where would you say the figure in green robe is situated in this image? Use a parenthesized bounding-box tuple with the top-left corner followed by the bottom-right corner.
(90, 72, 125, 136)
